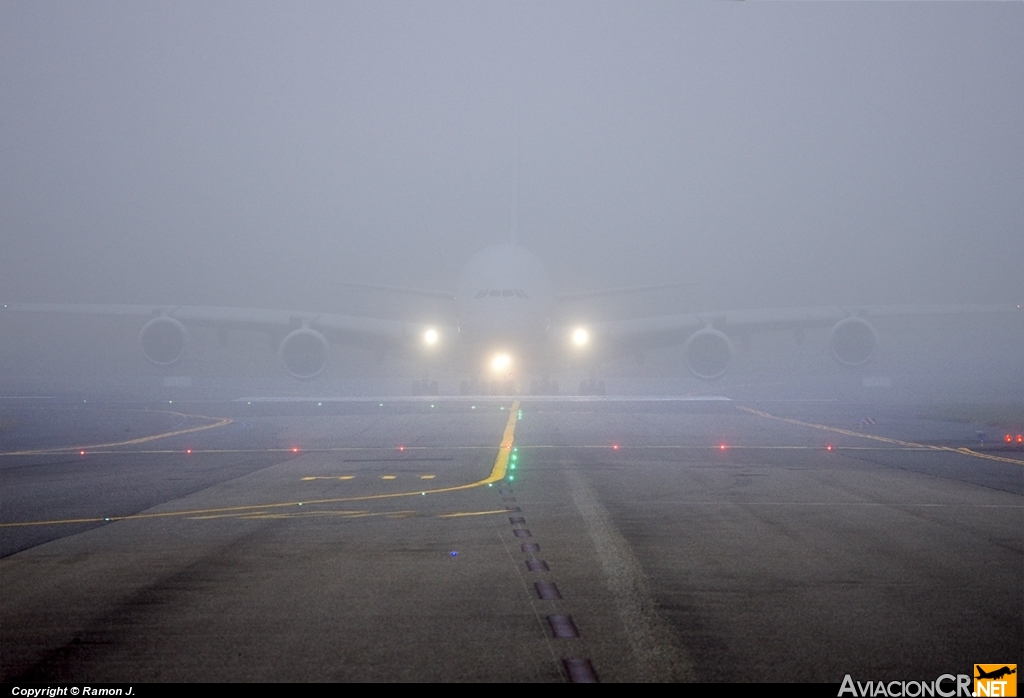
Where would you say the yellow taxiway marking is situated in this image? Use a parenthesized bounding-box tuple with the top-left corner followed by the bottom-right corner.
(419, 474, 436, 479)
(301, 475, 356, 481)
(1, 410, 233, 456)
(196, 508, 512, 522)
(381, 475, 397, 480)
(2, 400, 521, 528)
(1, 445, 496, 456)
(436, 508, 516, 518)
(739, 406, 1024, 466)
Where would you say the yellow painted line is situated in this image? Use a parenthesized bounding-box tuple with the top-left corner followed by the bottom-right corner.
(436, 508, 517, 518)
(738, 406, 1024, 466)
(1, 445, 497, 457)
(1, 410, 233, 456)
(419, 474, 435, 479)
(301, 475, 356, 481)
(209, 508, 515, 521)
(381, 475, 397, 480)
(2, 400, 522, 528)
(239, 509, 413, 521)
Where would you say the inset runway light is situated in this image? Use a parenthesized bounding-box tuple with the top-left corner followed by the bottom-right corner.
(80, 450, 85, 456)
(612, 443, 619, 450)
(292, 447, 299, 453)
(826, 445, 833, 451)
(399, 445, 405, 451)
(719, 444, 727, 450)
(186, 449, 192, 454)
(450, 551, 458, 557)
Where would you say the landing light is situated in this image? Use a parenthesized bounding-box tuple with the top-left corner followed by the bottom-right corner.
(491, 353, 512, 372)
(572, 327, 589, 347)
(423, 328, 439, 346)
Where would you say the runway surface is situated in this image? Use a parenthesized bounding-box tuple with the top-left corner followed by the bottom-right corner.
(2, 396, 1021, 682)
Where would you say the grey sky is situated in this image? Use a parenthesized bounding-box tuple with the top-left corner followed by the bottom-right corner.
(2, 2, 1021, 313)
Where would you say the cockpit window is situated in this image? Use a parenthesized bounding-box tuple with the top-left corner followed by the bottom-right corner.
(502, 289, 514, 297)
(475, 290, 487, 299)
(489, 290, 501, 297)
(515, 290, 528, 299)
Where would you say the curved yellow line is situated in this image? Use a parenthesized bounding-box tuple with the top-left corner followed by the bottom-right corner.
(738, 406, 1024, 466)
(1, 409, 233, 456)
(1, 401, 520, 528)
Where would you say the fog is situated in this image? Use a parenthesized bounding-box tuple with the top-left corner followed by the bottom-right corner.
(1, 2, 1021, 399)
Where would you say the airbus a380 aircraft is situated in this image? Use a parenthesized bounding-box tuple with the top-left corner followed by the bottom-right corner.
(3, 242, 1020, 392)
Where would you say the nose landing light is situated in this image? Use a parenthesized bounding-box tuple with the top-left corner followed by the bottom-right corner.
(423, 328, 439, 346)
(490, 353, 512, 372)
(572, 327, 589, 347)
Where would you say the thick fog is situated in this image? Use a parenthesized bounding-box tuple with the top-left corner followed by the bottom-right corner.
(1, 2, 1021, 398)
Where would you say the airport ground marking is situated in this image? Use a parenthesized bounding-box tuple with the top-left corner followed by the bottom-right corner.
(1, 445, 499, 456)
(436, 508, 519, 518)
(0, 400, 521, 529)
(0, 409, 233, 456)
(739, 406, 1024, 466)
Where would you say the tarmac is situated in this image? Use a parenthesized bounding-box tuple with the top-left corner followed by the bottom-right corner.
(2, 396, 1021, 682)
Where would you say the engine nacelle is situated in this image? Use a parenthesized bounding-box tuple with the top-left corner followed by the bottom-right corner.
(279, 328, 329, 379)
(830, 317, 877, 366)
(139, 316, 188, 365)
(684, 328, 734, 380)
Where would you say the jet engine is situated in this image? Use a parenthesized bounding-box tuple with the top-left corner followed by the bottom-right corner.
(684, 328, 734, 379)
(279, 328, 330, 379)
(139, 316, 188, 365)
(829, 317, 877, 366)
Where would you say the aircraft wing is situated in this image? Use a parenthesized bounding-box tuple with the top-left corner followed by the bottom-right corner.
(2, 303, 452, 379)
(583, 303, 1021, 379)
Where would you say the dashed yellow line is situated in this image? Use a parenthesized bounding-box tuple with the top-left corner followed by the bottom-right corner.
(1, 400, 521, 528)
(738, 406, 1024, 466)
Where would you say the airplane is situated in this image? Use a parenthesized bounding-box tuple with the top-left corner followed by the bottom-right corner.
(3, 240, 1020, 394)
(975, 666, 1016, 681)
